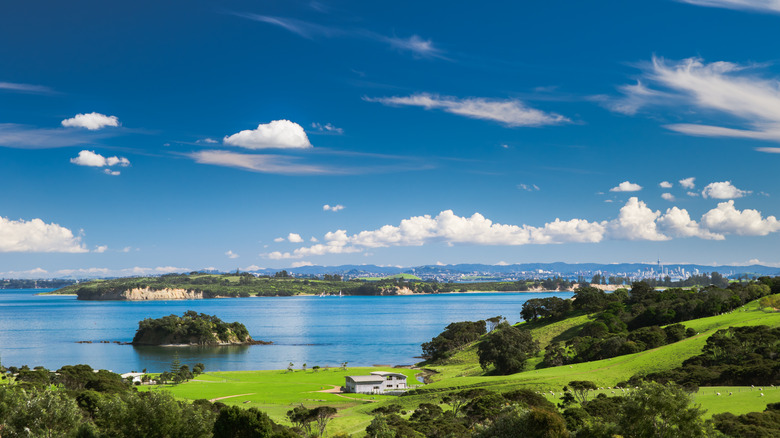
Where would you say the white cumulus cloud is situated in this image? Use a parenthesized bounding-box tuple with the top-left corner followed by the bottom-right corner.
(680, 177, 696, 189)
(701, 200, 780, 235)
(323, 204, 345, 212)
(701, 181, 751, 199)
(61, 113, 120, 130)
(657, 206, 724, 240)
(607, 197, 668, 241)
(223, 120, 312, 149)
(610, 181, 643, 192)
(0, 216, 87, 253)
(226, 250, 239, 259)
(265, 197, 780, 259)
(660, 181, 673, 188)
(365, 93, 569, 127)
(661, 193, 676, 201)
(70, 150, 130, 175)
(288, 233, 304, 243)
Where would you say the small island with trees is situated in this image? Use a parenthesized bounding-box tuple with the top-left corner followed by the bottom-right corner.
(132, 311, 270, 346)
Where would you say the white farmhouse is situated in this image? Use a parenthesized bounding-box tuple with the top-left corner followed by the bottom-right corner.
(344, 371, 407, 394)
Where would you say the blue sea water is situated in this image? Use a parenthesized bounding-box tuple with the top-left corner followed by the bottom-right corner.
(0, 289, 572, 373)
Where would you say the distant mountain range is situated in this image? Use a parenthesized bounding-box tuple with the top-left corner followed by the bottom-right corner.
(6, 262, 778, 282)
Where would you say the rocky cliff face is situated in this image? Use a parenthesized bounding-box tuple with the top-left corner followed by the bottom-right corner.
(79, 287, 207, 301)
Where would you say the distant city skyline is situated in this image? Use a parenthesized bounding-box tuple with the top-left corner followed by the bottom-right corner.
(2, 0, 780, 277)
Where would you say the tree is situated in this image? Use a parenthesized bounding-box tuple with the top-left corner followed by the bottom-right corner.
(170, 352, 182, 375)
(477, 322, 539, 375)
(310, 406, 337, 437)
(476, 407, 570, 438)
(486, 315, 504, 332)
(286, 404, 317, 436)
(0, 385, 87, 437)
(572, 286, 608, 312)
(365, 415, 396, 438)
(213, 405, 284, 438)
(566, 381, 597, 404)
(616, 382, 716, 438)
(193, 362, 205, 375)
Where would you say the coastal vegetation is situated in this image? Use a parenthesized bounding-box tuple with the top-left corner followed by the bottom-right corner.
(51, 272, 579, 300)
(132, 311, 262, 346)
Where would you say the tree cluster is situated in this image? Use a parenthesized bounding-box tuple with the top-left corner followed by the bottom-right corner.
(622, 325, 780, 387)
(559, 382, 717, 437)
(366, 388, 556, 438)
(542, 281, 774, 367)
(421, 320, 487, 361)
(714, 402, 780, 437)
(477, 322, 539, 375)
(520, 297, 572, 321)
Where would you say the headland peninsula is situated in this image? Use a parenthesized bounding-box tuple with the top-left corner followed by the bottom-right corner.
(48, 271, 586, 301)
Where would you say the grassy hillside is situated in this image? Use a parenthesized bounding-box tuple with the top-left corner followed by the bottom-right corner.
(150, 295, 779, 435)
(424, 296, 779, 391)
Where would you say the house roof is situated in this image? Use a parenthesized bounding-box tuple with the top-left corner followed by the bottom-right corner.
(346, 375, 385, 383)
(370, 371, 407, 378)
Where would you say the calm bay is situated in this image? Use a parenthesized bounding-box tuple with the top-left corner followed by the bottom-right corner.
(0, 289, 573, 373)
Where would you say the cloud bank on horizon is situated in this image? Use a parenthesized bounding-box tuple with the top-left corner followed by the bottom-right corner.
(266, 196, 778, 260)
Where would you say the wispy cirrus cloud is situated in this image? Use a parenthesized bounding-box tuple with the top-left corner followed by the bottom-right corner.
(0, 81, 56, 94)
(605, 56, 780, 147)
(0, 124, 116, 149)
(677, 0, 780, 14)
(231, 12, 446, 59)
(190, 150, 338, 175)
(311, 122, 344, 135)
(365, 93, 569, 127)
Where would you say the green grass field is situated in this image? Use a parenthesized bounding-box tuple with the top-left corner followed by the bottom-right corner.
(143, 296, 779, 435)
(144, 367, 421, 435)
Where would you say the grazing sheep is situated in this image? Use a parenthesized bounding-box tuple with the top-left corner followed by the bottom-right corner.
(729, 392, 733, 396)
(716, 392, 720, 396)
(761, 393, 765, 397)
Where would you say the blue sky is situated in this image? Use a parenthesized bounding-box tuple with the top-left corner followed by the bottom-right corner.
(2, 0, 780, 277)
